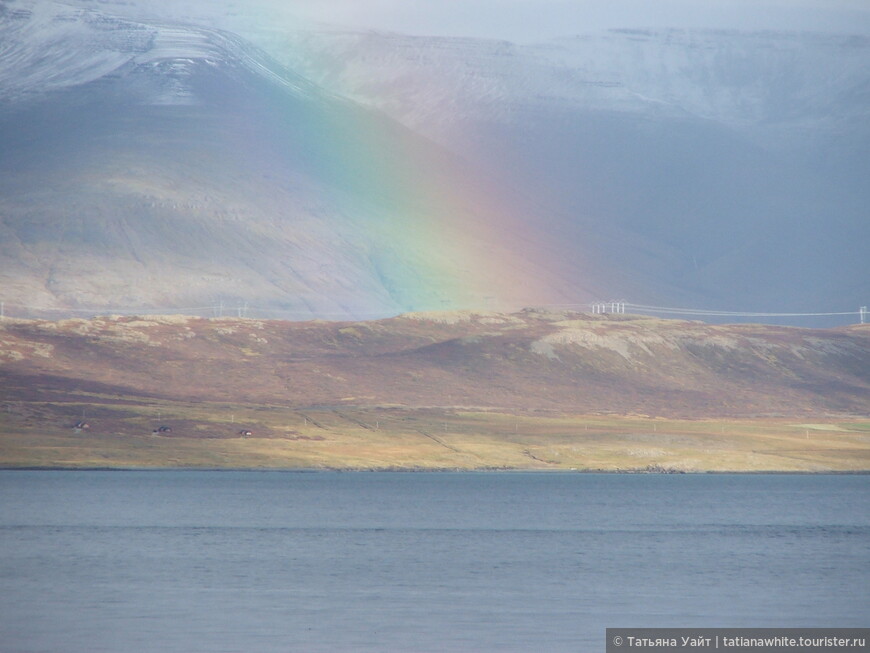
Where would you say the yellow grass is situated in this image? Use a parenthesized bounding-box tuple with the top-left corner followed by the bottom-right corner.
(1, 398, 868, 472)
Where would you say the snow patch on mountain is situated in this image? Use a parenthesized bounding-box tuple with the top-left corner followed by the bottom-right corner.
(269, 28, 870, 142)
(0, 0, 322, 106)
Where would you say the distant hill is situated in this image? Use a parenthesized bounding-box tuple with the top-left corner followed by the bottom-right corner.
(1, 311, 867, 418)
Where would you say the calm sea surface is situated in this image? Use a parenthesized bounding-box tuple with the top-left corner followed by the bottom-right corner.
(0, 471, 867, 652)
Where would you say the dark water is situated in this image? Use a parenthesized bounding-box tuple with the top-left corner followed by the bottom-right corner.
(0, 471, 867, 652)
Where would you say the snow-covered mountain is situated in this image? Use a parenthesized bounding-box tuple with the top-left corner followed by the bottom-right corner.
(1, 1, 867, 320)
(273, 28, 870, 135)
(269, 28, 870, 315)
(0, 2, 326, 106)
(0, 1, 589, 317)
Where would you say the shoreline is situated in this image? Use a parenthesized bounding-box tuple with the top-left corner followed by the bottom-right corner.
(2, 465, 868, 475)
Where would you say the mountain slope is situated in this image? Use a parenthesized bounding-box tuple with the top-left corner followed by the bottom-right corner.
(0, 2, 587, 317)
(1, 3, 867, 319)
(272, 28, 870, 315)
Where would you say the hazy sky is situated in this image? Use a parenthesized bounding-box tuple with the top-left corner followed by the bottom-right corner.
(64, 0, 870, 40)
(281, 0, 870, 39)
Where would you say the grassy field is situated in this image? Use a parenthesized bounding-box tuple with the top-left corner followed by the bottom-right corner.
(1, 397, 868, 472)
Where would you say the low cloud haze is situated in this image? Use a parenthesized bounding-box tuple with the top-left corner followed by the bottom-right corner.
(285, 0, 870, 40)
(53, 0, 870, 40)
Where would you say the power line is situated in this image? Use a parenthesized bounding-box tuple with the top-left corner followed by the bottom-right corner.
(541, 300, 863, 320)
(0, 300, 400, 320)
(0, 302, 215, 314)
(622, 303, 858, 318)
(0, 299, 865, 322)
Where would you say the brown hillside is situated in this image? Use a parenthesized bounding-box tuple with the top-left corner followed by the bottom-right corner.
(0, 310, 867, 418)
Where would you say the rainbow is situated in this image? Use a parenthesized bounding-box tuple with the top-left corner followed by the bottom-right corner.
(241, 27, 585, 316)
